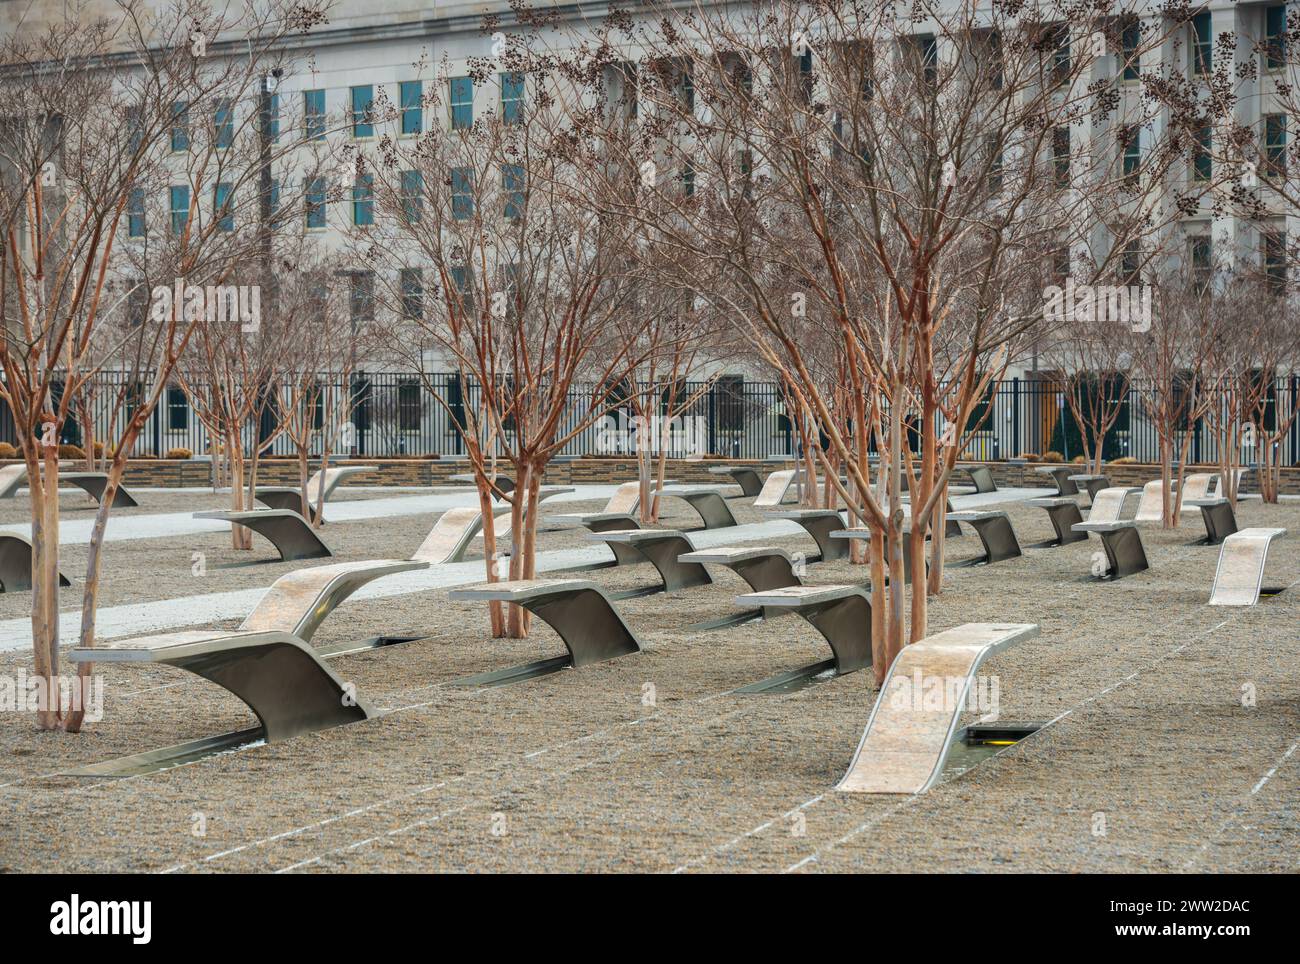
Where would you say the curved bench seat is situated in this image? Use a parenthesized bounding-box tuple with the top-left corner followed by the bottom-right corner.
(0, 464, 27, 499)
(58, 472, 139, 508)
(732, 584, 872, 676)
(657, 485, 739, 529)
(945, 511, 1021, 566)
(837, 622, 1038, 794)
(1071, 520, 1150, 579)
(1025, 498, 1087, 548)
(255, 464, 377, 519)
(71, 629, 371, 744)
(766, 508, 849, 561)
(194, 509, 333, 561)
(1209, 527, 1286, 606)
(0, 533, 72, 592)
(448, 578, 643, 667)
(584, 529, 711, 592)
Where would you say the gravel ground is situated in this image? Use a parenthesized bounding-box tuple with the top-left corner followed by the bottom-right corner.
(0, 491, 1296, 873)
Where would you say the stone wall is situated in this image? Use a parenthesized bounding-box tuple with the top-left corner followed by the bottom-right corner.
(2, 458, 1297, 494)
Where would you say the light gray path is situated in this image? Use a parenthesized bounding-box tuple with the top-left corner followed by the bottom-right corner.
(0, 486, 1046, 652)
(0, 486, 611, 546)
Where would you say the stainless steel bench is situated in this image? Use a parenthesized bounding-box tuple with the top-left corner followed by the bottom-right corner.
(1035, 465, 1079, 496)
(946, 510, 1022, 566)
(194, 509, 333, 561)
(752, 469, 799, 508)
(0, 533, 72, 592)
(955, 464, 998, 494)
(583, 529, 712, 593)
(71, 629, 371, 744)
(1183, 497, 1239, 546)
(448, 578, 643, 668)
(59, 472, 139, 508)
(830, 526, 925, 584)
(1208, 527, 1286, 606)
(255, 464, 376, 517)
(766, 508, 849, 561)
(732, 584, 872, 677)
(0, 464, 26, 499)
(1068, 474, 1112, 505)
(708, 465, 765, 497)
(1071, 520, 1150, 579)
(1025, 497, 1087, 548)
(657, 485, 739, 529)
(1086, 485, 1142, 523)
(837, 622, 1038, 793)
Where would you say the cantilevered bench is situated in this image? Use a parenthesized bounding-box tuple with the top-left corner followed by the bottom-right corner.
(1069, 474, 1111, 505)
(1133, 478, 1174, 522)
(954, 464, 998, 494)
(0, 533, 71, 591)
(732, 585, 873, 679)
(1086, 485, 1141, 523)
(448, 578, 643, 668)
(1180, 472, 1216, 502)
(1208, 527, 1287, 606)
(678, 546, 805, 594)
(584, 529, 712, 593)
(1035, 465, 1079, 496)
(255, 464, 377, 517)
(1025, 498, 1087, 548)
(1183, 497, 1239, 546)
(657, 485, 739, 529)
(830, 527, 925, 584)
(1071, 520, 1149, 579)
(767, 508, 849, 561)
(709, 465, 765, 497)
(0, 464, 27, 499)
(71, 629, 371, 744)
(194, 509, 333, 561)
(753, 469, 799, 508)
(59, 472, 139, 508)
(237, 559, 429, 644)
(836, 622, 1039, 794)
(418, 505, 513, 564)
(448, 471, 514, 499)
(945, 510, 1022, 566)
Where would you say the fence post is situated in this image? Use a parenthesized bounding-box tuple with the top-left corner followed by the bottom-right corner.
(1011, 377, 1020, 458)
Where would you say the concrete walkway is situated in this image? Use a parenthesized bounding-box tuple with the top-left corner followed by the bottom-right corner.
(0, 485, 611, 546)
(0, 486, 1042, 652)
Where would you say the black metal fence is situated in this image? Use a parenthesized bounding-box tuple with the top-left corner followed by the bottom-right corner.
(3, 371, 1299, 466)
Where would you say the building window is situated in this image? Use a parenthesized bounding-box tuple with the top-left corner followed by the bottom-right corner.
(502, 164, 524, 219)
(1053, 127, 1070, 188)
(1051, 242, 1070, 284)
(680, 67, 695, 110)
(1121, 19, 1141, 80)
(1265, 5, 1287, 70)
(1049, 24, 1070, 85)
(398, 379, 421, 431)
(1193, 124, 1212, 182)
(400, 81, 422, 135)
(305, 176, 326, 229)
(169, 185, 189, 234)
(268, 179, 282, 227)
(262, 92, 279, 142)
(1192, 11, 1212, 75)
(1119, 239, 1141, 284)
(400, 169, 422, 223)
(167, 386, 189, 431)
(451, 167, 473, 220)
(986, 135, 1003, 194)
(1263, 231, 1287, 294)
(1264, 113, 1287, 177)
(171, 101, 189, 151)
(128, 283, 149, 327)
(1189, 235, 1212, 290)
(304, 89, 326, 140)
(351, 85, 374, 138)
(352, 174, 374, 226)
(682, 159, 696, 197)
(913, 34, 938, 85)
(349, 271, 374, 323)
(214, 182, 233, 232)
(500, 73, 525, 124)
(127, 188, 145, 237)
(449, 265, 473, 311)
(450, 77, 473, 130)
(214, 98, 234, 148)
(1121, 125, 1141, 187)
(400, 268, 423, 320)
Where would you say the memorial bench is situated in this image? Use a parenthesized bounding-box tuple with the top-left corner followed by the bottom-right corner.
(1035, 465, 1079, 496)
(1071, 520, 1150, 579)
(583, 529, 712, 593)
(1208, 527, 1287, 606)
(1025, 498, 1087, 548)
(836, 622, 1039, 794)
(255, 464, 376, 518)
(0, 533, 72, 592)
(194, 509, 333, 561)
(766, 508, 850, 561)
(945, 510, 1022, 567)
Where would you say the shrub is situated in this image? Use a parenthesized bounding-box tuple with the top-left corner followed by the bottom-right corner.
(0, 442, 16, 459)
(165, 447, 193, 460)
(1041, 450, 1064, 463)
(1018, 452, 1041, 462)
(58, 444, 85, 460)
(1071, 455, 1087, 463)
(1111, 456, 1138, 464)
